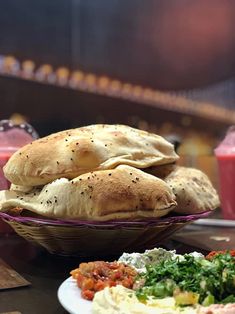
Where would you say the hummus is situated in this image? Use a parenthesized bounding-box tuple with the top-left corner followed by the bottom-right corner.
(92, 285, 235, 314)
(92, 285, 197, 314)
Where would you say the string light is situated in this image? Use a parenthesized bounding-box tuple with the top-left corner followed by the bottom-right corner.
(69, 70, 84, 88)
(132, 86, 143, 98)
(98, 76, 110, 90)
(35, 64, 53, 82)
(56, 67, 70, 85)
(143, 88, 154, 101)
(2, 56, 20, 75)
(0, 54, 234, 124)
(121, 83, 133, 98)
(84, 73, 97, 91)
(21, 60, 35, 79)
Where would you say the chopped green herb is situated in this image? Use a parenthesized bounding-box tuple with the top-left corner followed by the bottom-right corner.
(136, 253, 235, 305)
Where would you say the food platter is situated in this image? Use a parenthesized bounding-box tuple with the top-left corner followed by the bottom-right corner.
(58, 277, 91, 314)
(57, 248, 235, 314)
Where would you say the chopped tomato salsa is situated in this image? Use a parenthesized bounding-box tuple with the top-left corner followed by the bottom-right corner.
(70, 261, 137, 300)
(206, 250, 235, 260)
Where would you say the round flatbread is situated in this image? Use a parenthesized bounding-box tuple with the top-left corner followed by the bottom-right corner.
(0, 165, 177, 221)
(165, 166, 220, 214)
(4, 124, 178, 187)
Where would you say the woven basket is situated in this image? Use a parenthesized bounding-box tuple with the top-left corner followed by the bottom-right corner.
(0, 211, 210, 256)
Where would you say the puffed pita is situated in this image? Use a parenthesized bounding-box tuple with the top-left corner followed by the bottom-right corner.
(3, 124, 178, 187)
(0, 165, 177, 221)
(164, 166, 220, 214)
(145, 163, 177, 178)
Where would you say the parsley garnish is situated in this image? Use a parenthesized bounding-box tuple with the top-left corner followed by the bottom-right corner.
(136, 253, 235, 305)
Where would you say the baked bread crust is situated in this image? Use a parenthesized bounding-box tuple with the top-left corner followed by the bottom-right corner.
(3, 124, 178, 187)
(0, 165, 177, 221)
(145, 163, 177, 178)
(165, 166, 220, 214)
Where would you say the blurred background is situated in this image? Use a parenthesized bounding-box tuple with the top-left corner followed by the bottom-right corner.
(1, 0, 235, 188)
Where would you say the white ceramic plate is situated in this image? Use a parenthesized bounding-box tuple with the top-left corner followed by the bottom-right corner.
(57, 277, 92, 314)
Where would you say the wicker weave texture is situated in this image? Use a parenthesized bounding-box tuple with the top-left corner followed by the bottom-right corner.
(4, 219, 188, 256)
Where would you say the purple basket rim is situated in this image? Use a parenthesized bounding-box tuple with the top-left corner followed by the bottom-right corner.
(0, 210, 212, 228)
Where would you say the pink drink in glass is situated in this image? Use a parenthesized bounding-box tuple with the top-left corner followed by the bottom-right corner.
(0, 148, 18, 233)
(0, 149, 15, 190)
(215, 126, 235, 220)
(0, 120, 38, 232)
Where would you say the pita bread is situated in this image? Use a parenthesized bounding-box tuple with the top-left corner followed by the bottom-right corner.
(0, 165, 177, 221)
(145, 163, 177, 178)
(165, 166, 219, 214)
(3, 124, 178, 187)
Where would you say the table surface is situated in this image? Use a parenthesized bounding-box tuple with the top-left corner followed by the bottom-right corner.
(0, 219, 234, 314)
